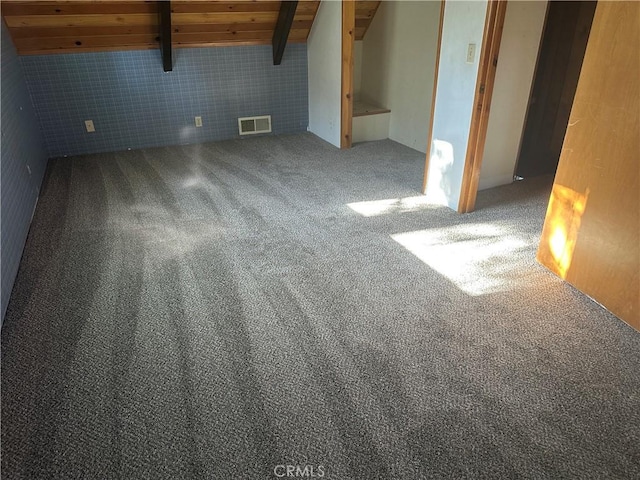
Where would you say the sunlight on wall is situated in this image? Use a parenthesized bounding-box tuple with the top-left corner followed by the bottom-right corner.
(537, 184, 589, 279)
(392, 223, 537, 296)
(347, 195, 435, 217)
(424, 139, 454, 206)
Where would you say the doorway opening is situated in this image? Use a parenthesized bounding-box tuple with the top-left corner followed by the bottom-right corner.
(515, 1, 596, 179)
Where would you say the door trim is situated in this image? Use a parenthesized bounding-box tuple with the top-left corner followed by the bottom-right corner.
(341, 0, 355, 149)
(422, 0, 446, 194)
(458, 0, 508, 213)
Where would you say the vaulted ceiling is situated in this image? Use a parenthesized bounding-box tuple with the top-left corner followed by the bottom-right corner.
(1, 1, 381, 56)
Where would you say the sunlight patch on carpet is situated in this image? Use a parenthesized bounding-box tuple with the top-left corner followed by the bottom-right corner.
(392, 223, 538, 296)
(347, 195, 436, 217)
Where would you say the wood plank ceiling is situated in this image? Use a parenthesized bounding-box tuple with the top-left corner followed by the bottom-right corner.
(1, 1, 381, 56)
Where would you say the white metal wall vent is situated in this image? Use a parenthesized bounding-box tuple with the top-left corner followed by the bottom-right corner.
(238, 115, 272, 135)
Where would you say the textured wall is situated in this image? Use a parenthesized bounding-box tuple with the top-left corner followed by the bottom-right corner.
(307, 0, 342, 148)
(20, 44, 309, 158)
(1, 22, 49, 322)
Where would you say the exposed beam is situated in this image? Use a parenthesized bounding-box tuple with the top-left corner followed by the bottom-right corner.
(158, 1, 172, 72)
(272, 0, 298, 65)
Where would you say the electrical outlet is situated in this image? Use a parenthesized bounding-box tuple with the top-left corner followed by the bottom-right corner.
(195, 116, 203, 127)
(85, 120, 95, 132)
(466, 43, 476, 63)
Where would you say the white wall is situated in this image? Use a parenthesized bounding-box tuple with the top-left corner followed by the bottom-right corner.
(480, 1, 547, 190)
(424, 0, 487, 210)
(360, 1, 441, 153)
(352, 112, 390, 143)
(353, 40, 363, 98)
(307, 0, 342, 147)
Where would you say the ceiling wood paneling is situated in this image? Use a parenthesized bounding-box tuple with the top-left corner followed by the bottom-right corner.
(355, 0, 379, 40)
(1, 1, 380, 55)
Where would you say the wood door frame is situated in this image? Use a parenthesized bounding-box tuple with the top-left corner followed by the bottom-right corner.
(458, 0, 507, 213)
(422, 0, 508, 212)
(341, 0, 355, 149)
(422, 0, 446, 193)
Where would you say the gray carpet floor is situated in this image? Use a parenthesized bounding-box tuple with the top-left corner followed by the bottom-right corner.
(2, 133, 639, 479)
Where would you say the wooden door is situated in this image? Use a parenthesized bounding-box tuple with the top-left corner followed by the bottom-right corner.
(515, 1, 596, 178)
(536, 1, 639, 330)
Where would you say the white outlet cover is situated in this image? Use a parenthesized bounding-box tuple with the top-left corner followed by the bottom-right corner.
(85, 120, 95, 132)
(195, 116, 203, 127)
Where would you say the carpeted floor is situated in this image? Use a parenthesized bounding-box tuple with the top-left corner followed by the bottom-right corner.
(2, 133, 639, 479)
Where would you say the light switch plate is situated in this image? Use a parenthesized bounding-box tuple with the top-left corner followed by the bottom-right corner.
(466, 43, 476, 63)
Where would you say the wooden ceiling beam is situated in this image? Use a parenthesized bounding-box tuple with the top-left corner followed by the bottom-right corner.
(158, 1, 172, 71)
(272, 0, 297, 65)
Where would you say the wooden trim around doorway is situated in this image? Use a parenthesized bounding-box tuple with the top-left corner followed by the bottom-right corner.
(341, 0, 355, 149)
(457, 0, 508, 213)
(422, 0, 446, 194)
